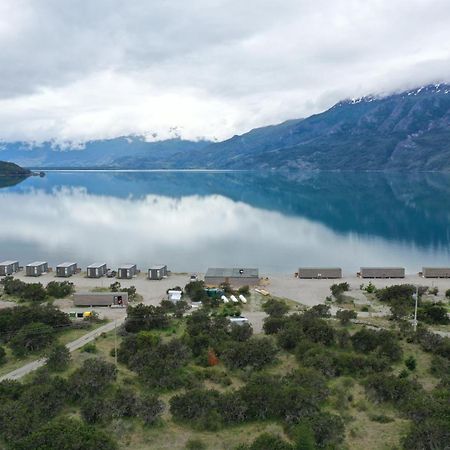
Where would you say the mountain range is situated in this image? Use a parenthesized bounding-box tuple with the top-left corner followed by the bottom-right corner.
(1, 84, 450, 171)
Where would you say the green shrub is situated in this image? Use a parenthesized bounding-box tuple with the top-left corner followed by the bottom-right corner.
(81, 343, 97, 353)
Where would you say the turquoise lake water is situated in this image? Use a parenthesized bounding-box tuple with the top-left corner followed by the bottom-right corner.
(0, 170, 449, 274)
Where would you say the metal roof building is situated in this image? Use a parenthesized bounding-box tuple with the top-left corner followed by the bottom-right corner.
(0, 260, 19, 276)
(25, 261, 48, 277)
(360, 267, 405, 278)
(422, 267, 450, 278)
(56, 262, 78, 277)
(73, 292, 128, 307)
(148, 265, 168, 280)
(118, 264, 137, 279)
(298, 267, 342, 279)
(86, 263, 107, 278)
(204, 268, 259, 287)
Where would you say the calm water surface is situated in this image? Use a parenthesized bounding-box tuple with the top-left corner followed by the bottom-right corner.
(0, 171, 449, 274)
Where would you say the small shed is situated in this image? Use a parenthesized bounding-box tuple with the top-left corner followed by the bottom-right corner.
(422, 267, 450, 278)
(56, 262, 77, 277)
(360, 267, 405, 278)
(0, 260, 19, 276)
(117, 264, 137, 279)
(73, 292, 128, 307)
(86, 263, 107, 278)
(25, 261, 48, 277)
(148, 265, 168, 280)
(298, 267, 342, 279)
(204, 268, 259, 288)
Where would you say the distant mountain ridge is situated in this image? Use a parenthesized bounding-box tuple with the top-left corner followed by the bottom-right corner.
(1, 84, 450, 171)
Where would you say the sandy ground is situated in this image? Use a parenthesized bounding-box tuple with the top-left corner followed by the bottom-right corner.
(4, 271, 450, 330)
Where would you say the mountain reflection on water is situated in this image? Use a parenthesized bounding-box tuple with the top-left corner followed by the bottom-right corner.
(0, 170, 449, 273)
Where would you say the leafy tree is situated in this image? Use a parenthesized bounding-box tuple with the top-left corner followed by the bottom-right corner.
(263, 316, 286, 334)
(125, 337, 191, 388)
(46, 281, 74, 298)
(376, 284, 416, 303)
(306, 304, 331, 318)
(15, 417, 118, 450)
(170, 389, 221, 429)
(237, 433, 293, 450)
(69, 358, 117, 400)
(222, 337, 278, 370)
(418, 302, 449, 325)
(230, 322, 253, 341)
(138, 394, 165, 425)
(306, 412, 345, 449)
(10, 322, 55, 356)
(0, 304, 70, 339)
(46, 344, 71, 372)
(238, 285, 250, 296)
(405, 355, 417, 371)
(330, 282, 349, 300)
(125, 303, 169, 332)
(262, 298, 290, 317)
(445, 288, 450, 299)
(20, 283, 47, 302)
(336, 309, 357, 325)
(0, 345, 6, 365)
(402, 418, 450, 450)
(292, 423, 316, 450)
(185, 280, 208, 302)
(80, 396, 112, 424)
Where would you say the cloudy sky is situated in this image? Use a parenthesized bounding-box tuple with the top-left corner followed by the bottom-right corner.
(1, 0, 450, 143)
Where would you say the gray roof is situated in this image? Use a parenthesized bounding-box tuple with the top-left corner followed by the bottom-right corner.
(205, 268, 259, 278)
(87, 262, 107, 268)
(0, 260, 18, 265)
(150, 265, 166, 270)
(26, 261, 47, 267)
(119, 264, 136, 269)
(360, 267, 404, 270)
(57, 262, 77, 268)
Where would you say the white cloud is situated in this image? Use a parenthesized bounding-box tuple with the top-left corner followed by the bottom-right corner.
(0, 0, 449, 142)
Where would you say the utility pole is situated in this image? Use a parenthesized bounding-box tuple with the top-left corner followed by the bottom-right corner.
(412, 285, 419, 332)
(114, 319, 117, 367)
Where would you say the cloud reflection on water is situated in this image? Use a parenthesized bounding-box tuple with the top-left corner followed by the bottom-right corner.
(0, 187, 448, 273)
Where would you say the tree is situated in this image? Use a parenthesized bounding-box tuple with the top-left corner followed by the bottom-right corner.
(446, 288, 450, 299)
(262, 298, 290, 317)
(138, 394, 165, 425)
(292, 423, 316, 450)
(184, 280, 208, 302)
(402, 418, 450, 450)
(46, 344, 71, 372)
(15, 417, 118, 450)
(418, 302, 450, 325)
(405, 355, 417, 371)
(263, 316, 286, 334)
(239, 433, 293, 450)
(20, 283, 47, 302)
(10, 322, 55, 356)
(46, 281, 74, 298)
(0, 345, 6, 365)
(222, 337, 278, 370)
(69, 358, 117, 400)
(336, 309, 357, 325)
(230, 322, 253, 341)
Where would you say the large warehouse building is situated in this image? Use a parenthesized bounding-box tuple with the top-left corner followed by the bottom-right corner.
(204, 268, 259, 287)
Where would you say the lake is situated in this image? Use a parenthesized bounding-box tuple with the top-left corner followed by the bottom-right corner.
(0, 170, 449, 274)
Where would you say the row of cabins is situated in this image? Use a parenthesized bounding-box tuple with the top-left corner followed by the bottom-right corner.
(0, 260, 168, 280)
(296, 267, 450, 279)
